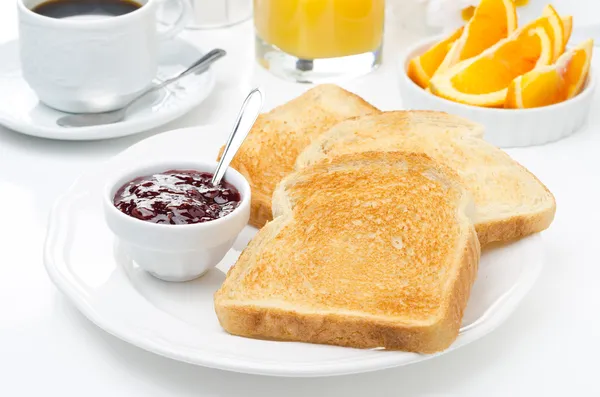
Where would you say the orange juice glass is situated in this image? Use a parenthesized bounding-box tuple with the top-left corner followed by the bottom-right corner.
(254, 0, 384, 82)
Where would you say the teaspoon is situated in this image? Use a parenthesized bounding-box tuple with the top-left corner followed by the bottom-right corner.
(212, 87, 264, 186)
(57, 48, 227, 128)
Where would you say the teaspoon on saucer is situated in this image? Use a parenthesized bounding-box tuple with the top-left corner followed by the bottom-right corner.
(212, 87, 264, 186)
(57, 48, 226, 128)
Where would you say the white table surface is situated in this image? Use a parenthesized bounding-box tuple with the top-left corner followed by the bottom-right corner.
(1, 2, 599, 396)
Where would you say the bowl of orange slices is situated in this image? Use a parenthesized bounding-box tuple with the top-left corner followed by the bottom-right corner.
(399, 0, 595, 147)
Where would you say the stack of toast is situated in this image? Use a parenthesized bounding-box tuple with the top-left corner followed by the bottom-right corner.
(214, 84, 555, 353)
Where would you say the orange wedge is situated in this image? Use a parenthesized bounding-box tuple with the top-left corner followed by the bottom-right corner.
(461, 0, 529, 22)
(436, 0, 518, 74)
(562, 16, 573, 46)
(407, 27, 464, 88)
(430, 21, 554, 107)
(506, 39, 593, 108)
(541, 4, 565, 60)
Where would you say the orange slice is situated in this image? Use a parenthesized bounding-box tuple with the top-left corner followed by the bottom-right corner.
(541, 4, 565, 60)
(436, 0, 518, 74)
(562, 16, 573, 46)
(516, 6, 563, 62)
(430, 22, 554, 107)
(407, 27, 464, 88)
(506, 39, 593, 108)
(462, 0, 529, 22)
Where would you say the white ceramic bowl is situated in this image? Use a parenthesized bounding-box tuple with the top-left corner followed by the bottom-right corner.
(103, 159, 251, 282)
(398, 37, 596, 147)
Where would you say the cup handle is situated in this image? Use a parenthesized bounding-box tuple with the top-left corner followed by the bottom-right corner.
(155, 0, 192, 41)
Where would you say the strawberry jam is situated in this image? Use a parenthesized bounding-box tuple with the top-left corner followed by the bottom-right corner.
(113, 170, 241, 225)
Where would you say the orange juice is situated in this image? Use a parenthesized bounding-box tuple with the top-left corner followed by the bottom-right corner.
(254, 0, 385, 59)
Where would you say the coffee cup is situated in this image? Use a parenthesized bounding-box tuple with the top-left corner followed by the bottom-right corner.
(18, 0, 191, 114)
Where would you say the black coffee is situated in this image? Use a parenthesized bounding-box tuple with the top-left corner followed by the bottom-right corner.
(32, 0, 142, 19)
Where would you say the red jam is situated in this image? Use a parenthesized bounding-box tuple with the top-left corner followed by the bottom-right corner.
(113, 170, 241, 225)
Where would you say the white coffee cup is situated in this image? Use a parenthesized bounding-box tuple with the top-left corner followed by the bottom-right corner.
(18, 0, 191, 114)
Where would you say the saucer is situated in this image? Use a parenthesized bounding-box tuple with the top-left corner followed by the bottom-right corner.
(44, 126, 545, 377)
(0, 38, 215, 140)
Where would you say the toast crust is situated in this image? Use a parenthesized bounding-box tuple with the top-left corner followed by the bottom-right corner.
(215, 151, 480, 352)
(468, 157, 555, 245)
(475, 205, 555, 245)
(249, 193, 273, 229)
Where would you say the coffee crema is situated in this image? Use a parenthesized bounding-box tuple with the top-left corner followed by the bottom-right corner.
(32, 0, 142, 19)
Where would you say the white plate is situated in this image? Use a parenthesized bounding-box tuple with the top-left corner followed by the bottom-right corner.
(44, 126, 545, 377)
(0, 38, 214, 140)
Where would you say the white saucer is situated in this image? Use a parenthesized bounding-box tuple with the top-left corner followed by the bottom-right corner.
(44, 126, 545, 377)
(0, 38, 215, 140)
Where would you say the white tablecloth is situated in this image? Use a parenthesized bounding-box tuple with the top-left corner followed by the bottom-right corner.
(1, 2, 599, 396)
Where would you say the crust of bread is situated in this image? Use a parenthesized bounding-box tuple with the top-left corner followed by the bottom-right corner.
(475, 203, 555, 245)
(215, 151, 480, 352)
(248, 193, 273, 229)
(473, 158, 555, 245)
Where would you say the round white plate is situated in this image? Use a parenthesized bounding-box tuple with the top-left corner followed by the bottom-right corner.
(44, 126, 545, 377)
(0, 38, 214, 140)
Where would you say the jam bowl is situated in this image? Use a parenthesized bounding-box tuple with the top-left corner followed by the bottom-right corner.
(103, 159, 251, 282)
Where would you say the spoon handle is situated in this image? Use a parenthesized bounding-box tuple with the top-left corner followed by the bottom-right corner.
(212, 88, 264, 186)
(159, 48, 227, 88)
(128, 48, 227, 111)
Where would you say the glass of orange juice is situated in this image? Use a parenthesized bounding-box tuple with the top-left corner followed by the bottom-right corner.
(254, 0, 385, 83)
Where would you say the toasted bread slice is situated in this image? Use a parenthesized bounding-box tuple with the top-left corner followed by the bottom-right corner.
(221, 84, 379, 228)
(296, 111, 556, 246)
(215, 152, 480, 353)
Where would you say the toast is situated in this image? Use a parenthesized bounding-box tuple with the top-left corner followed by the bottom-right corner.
(214, 151, 480, 353)
(222, 84, 379, 228)
(296, 111, 556, 246)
